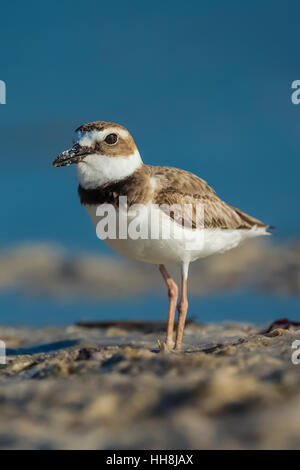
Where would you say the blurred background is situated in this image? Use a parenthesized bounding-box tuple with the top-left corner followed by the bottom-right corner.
(1, 0, 300, 326)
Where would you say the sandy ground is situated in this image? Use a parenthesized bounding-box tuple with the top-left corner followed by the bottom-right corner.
(0, 321, 300, 450)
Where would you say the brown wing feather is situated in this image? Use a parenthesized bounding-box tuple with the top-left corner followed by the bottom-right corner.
(149, 165, 270, 230)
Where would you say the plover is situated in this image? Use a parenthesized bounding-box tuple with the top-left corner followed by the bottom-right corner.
(53, 121, 272, 350)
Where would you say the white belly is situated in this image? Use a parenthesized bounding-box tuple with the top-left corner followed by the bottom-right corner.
(83, 204, 268, 265)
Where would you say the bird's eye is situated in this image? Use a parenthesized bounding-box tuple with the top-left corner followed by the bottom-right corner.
(104, 133, 118, 145)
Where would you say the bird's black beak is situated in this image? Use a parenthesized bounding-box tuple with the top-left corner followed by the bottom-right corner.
(53, 144, 88, 168)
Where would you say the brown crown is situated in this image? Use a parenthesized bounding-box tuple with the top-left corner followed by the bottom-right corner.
(75, 121, 128, 133)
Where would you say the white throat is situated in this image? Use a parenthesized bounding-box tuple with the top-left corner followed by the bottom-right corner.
(77, 150, 143, 189)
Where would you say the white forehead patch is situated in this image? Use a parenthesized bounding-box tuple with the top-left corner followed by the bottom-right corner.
(75, 128, 129, 147)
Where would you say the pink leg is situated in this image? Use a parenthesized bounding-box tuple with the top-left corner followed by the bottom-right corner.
(159, 264, 178, 348)
(175, 264, 189, 351)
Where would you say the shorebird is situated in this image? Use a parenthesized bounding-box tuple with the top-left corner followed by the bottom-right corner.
(53, 121, 272, 350)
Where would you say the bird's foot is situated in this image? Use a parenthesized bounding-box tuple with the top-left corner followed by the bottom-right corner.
(157, 338, 175, 352)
